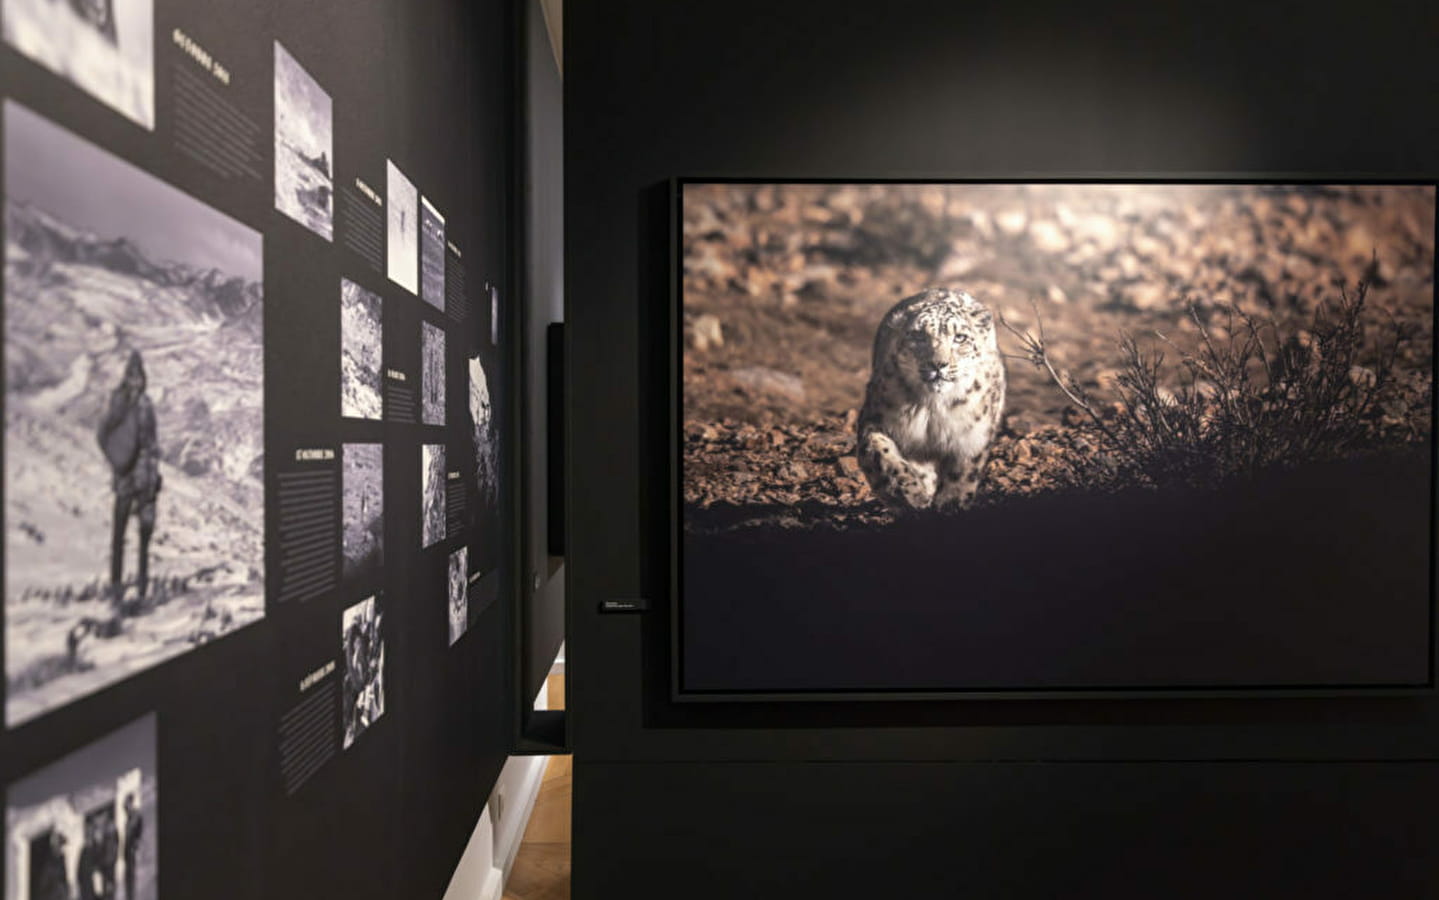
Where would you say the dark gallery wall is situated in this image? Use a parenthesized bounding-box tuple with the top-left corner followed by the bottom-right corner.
(0, 0, 516, 898)
(565, 1, 1439, 897)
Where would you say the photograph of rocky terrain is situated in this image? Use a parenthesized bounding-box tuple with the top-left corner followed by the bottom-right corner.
(4, 102, 265, 725)
(340, 278, 383, 419)
(420, 444, 445, 548)
(5, 712, 156, 900)
(274, 41, 333, 241)
(421, 321, 445, 426)
(679, 180, 1435, 694)
(341, 443, 383, 591)
(386, 161, 418, 295)
(447, 547, 466, 645)
(421, 197, 445, 312)
(3, 0, 154, 129)
(341, 594, 384, 750)
(468, 354, 497, 509)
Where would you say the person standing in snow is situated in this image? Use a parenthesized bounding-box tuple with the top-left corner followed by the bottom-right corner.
(97, 350, 161, 608)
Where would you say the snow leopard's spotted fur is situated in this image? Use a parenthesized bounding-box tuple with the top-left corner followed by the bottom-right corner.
(858, 288, 1005, 511)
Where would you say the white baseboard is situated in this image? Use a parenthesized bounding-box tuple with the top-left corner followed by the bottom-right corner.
(450, 651, 563, 898)
(477, 866, 504, 900)
(442, 806, 503, 900)
(496, 754, 548, 880)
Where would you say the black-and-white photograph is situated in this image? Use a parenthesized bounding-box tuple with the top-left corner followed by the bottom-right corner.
(341, 443, 383, 590)
(420, 197, 445, 312)
(2, 0, 154, 129)
(5, 712, 157, 900)
(341, 594, 385, 750)
(421, 321, 445, 426)
(468, 354, 497, 509)
(273, 41, 333, 241)
(680, 181, 1435, 695)
(3, 101, 265, 727)
(386, 161, 418, 295)
(340, 278, 382, 419)
(446, 546, 466, 645)
(421, 444, 445, 548)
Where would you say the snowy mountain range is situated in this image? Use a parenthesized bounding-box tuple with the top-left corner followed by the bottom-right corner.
(4, 196, 265, 724)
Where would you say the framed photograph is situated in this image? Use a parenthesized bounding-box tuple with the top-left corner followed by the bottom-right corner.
(674, 179, 1436, 701)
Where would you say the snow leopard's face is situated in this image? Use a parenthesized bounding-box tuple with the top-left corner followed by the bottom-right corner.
(890, 293, 994, 395)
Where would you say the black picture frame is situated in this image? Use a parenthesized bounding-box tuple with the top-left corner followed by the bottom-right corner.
(670, 176, 1439, 704)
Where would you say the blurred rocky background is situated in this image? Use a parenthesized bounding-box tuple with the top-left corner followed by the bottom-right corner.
(681, 183, 1434, 523)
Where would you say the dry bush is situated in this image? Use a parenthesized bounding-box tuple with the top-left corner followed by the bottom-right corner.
(1003, 278, 1429, 492)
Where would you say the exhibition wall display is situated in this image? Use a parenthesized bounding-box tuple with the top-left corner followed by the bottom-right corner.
(0, 0, 514, 896)
(677, 180, 1435, 699)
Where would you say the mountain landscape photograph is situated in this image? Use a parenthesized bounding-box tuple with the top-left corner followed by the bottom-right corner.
(421, 321, 445, 426)
(467, 354, 497, 510)
(340, 278, 382, 419)
(342, 443, 383, 592)
(274, 41, 333, 241)
(3, 101, 265, 726)
(421, 444, 445, 548)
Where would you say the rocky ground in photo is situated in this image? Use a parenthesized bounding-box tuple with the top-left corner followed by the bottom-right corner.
(681, 183, 1435, 529)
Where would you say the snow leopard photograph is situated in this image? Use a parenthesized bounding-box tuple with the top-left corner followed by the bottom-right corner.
(342, 443, 383, 591)
(340, 278, 383, 419)
(3, 101, 265, 726)
(421, 321, 446, 426)
(447, 546, 467, 645)
(421, 196, 445, 311)
(273, 41, 333, 241)
(2, 0, 154, 129)
(341, 594, 385, 749)
(5, 712, 157, 900)
(679, 181, 1435, 696)
(420, 443, 446, 548)
(386, 160, 418, 295)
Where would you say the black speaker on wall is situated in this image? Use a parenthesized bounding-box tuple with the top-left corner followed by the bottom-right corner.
(547, 321, 565, 556)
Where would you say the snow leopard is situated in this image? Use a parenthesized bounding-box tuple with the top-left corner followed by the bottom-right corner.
(857, 288, 1005, 511)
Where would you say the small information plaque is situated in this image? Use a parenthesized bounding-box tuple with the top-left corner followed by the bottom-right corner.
(599, 598, 649, 614)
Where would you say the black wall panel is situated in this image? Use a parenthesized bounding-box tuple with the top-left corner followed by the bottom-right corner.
(521, 0, 566, 717)
(565, 0, 1439, 895)
(0, 1, 514, 898)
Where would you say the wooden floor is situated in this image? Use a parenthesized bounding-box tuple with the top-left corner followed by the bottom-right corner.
(504, 675, 571, 900)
